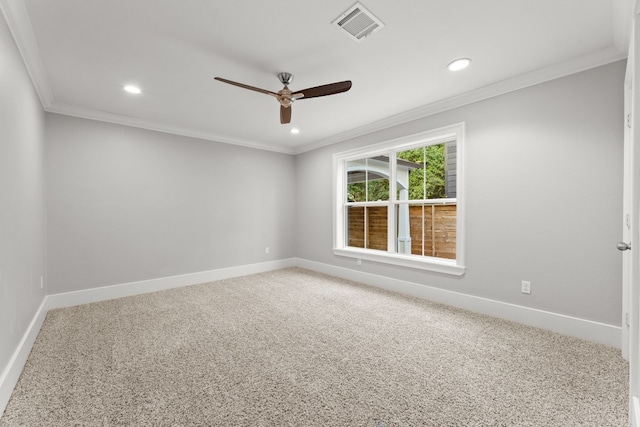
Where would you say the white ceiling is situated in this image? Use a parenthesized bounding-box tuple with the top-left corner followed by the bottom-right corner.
(1, 0, 632, 154)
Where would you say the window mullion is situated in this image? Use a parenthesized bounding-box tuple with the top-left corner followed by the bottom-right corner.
(421, 204, 425, 257)
(365, 158, 369, 202)
(388, 151, 397, 254)
(423, 146, 427, 200)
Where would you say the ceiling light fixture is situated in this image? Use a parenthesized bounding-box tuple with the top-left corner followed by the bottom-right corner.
(290, 128, 300, 134)
(124, 85, 141, 94)
(447, 58, 471, 72)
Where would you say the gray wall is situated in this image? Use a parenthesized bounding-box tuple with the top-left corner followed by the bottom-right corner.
(46, 115, 296, 293)
(0, 17, 46, 377)
(295, 61, 625, 326)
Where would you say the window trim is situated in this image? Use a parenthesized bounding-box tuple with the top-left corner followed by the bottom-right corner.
(332, 123, 465, 276)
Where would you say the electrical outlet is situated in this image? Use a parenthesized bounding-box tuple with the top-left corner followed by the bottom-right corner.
(265, 247, 270, 254)
(357, 259, 362, 266)
(521, 280, 531, 295)
(40, 276, 44, 289)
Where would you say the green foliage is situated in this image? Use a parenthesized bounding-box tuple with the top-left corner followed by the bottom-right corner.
(398, 144, 446, 200)
(346, 143, 446, 202)
(347, 180, 389, 202)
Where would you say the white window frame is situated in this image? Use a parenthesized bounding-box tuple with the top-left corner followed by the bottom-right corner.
(333, 123, 465, 276)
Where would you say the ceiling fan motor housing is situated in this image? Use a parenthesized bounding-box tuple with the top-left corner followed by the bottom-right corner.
(278, 87, 293, 107)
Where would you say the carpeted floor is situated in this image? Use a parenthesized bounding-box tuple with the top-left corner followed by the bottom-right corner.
(0, 268, 629, 426)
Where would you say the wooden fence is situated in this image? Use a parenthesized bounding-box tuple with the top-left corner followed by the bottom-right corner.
(347, 204, 456, 259)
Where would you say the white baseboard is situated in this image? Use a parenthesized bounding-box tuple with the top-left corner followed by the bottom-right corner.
(46, 259, 297, 310)
(295, 258, 622, 348)
(0, 298, 48, 416)
(633, 396, 640, 427)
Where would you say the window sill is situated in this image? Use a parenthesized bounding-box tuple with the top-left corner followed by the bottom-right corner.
(333, 248, 466, 276)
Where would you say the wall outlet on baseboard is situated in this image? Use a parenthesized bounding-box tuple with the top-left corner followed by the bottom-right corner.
(357, 258, 362, 266)
(521, 280, 531, 295)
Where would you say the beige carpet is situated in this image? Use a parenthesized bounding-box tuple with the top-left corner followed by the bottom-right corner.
(0, 268, 629, 426)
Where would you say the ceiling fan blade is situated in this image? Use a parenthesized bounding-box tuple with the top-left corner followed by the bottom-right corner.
(214, 77, 278, 97)
(280, 106, 292, 124)
(296, 80, 352, 100)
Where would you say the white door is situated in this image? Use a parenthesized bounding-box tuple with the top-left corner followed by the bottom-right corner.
(626, 11, 640, 426)
(623, 32, 634, 364)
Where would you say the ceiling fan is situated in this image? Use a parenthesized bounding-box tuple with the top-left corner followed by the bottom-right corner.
(214, 72, 352, 124)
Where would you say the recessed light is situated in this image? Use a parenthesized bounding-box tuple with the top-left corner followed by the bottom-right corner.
(290, 128, 300, 134)
(447, 58, 471, 72)
(124, 85, 141, 94)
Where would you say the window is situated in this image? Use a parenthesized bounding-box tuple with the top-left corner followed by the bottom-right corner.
(333, 123, 465, 275)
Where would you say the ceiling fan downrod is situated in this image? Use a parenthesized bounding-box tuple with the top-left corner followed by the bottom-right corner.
(278, 72, 293, 86)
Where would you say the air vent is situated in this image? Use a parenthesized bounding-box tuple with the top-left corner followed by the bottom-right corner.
(333, 2, 384, 42)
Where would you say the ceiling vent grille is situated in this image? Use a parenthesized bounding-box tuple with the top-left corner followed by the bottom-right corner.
(333, 2, 384, 42)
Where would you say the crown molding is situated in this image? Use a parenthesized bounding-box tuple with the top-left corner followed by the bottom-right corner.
(47, 102, 296, 155)
(0, 0, 54, 107)
(41, 44, 630, 157)
(1, 0, 628, 157)
(294, 46, 628, 154)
